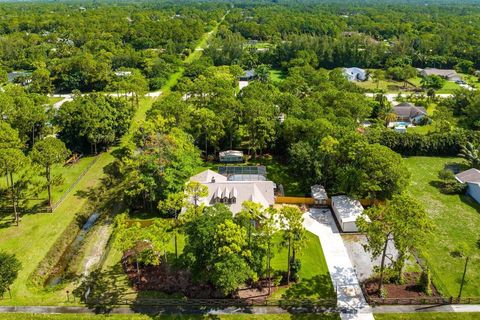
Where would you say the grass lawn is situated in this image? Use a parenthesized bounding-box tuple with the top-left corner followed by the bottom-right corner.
(47, 97, 64, 104)
(355, 77, 415, 92)
(407, 125, 436, 135)
(0, 156, 96, 213)
(404, 156, 480, 297)
(375, 313, 480, 320)
(269, 69, 287, 82)
(270, 231, 335, 300)
(436, 81, 462, 94)
(0, 314, 341, 320)
(0, 152, 114, 306)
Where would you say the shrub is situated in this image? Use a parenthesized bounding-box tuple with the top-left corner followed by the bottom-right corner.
(290, 258, 302, 283)
(438, 169, 455, 181)
(418, 268, 433, 296)
(440, 180, 467, 194)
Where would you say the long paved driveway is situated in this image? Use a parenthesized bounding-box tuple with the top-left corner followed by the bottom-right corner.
(303, 208, 374, 320)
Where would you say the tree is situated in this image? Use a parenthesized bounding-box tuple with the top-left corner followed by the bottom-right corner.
(255, 64, 270, 83)
(421, 75, 445, 90)
(459, 142, 480, 169)
(30, 68, 53, 94)
(372, 69, 385, 91)
(357, 193, 432, 295)
(280, 206, 305, 284)
(114, 214, 170, 280)
(158, 191, 187, 258)
(0, 251, 21, 298)
(183, 204, 254, 295)
(185, 181, 208, 209)
(0, 148, 30, 225)
(30, 137, 70, 208)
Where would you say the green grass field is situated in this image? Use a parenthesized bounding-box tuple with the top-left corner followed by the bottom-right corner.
(0, 314, 340, 320)
(0, 152, 114, 306)
(269, 69, 287, 83)
(375, 313, 480, 320)
(0, 156, 96, 213)
(404, 156, 480, 297)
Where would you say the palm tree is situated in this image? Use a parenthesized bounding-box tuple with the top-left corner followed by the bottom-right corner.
(459, 142, 480, 168)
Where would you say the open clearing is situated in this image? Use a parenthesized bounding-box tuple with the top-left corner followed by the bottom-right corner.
(404, 156, 480, 297)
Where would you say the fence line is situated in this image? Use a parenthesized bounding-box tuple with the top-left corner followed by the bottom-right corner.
(50, 155, 101, 212)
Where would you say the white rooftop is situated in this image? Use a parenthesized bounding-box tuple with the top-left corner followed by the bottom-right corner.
(189, 169, 275, 214)
(332, 195, 364, 223)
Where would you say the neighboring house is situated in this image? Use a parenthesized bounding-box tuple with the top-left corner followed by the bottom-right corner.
(311, 185, 328, 205)
(239, 69, 256, 81)
(7, 71, 32, 86)
(420, 68, 461, 82)
(188, 169, 276, 214)
(219, 150, 244, 163)
(331, 195, 364, 232)
(455, 168, 480, 204)
(343, 67, 367, 82)
(114, 71, 132, 77)
(393, 102, 427, 123)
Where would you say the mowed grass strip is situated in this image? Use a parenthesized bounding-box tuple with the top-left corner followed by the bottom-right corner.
(404, 156, 480, 297)
(0, 314, 341, 320)
(375, 313, 480, 320)
(0, 152, 114, 306)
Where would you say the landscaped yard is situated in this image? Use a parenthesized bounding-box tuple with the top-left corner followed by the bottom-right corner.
(375, 313, 480, 320)
(0, 314, 341, 320)
(404, 156, 480, 297)
(270, 231, 335, 300)
(102, 224, 334, 301)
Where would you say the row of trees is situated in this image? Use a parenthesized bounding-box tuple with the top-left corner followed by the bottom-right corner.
(0, 122, 69, 224)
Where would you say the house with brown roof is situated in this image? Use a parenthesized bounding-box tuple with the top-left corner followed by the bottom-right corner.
(392, 102, 427, 123)
(420, 68, 461, 82)
(455, 168, 480, 204)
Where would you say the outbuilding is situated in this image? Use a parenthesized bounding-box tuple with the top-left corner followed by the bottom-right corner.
(311, 185, 328, 205)
(219, 150, 244, 163)
(331, 195, 364, 232)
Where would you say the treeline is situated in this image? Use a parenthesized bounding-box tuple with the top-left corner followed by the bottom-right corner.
(366, 128, 480, 156)
(0, 2, 225, 92)
(216, 3, 480, 70)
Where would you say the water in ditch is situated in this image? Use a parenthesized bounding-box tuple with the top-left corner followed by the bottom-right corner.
(45, 212, 101, 287)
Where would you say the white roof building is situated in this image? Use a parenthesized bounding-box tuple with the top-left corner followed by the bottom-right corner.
(189, 169, 275, 214)
(331, 195, 364, 232)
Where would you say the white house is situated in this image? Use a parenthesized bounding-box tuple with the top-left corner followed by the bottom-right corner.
(455, 168, 480, 204)
(343, 67, 367, 82)
(331, 195, 364, 232)
(219, 150, 244, 163)
(188, 169, 275, 214)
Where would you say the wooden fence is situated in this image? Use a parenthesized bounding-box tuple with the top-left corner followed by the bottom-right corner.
(275, 196, 382, 206)
(275, 197, 315, 205)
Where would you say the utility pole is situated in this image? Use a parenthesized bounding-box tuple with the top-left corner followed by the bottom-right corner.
(458, 256, 469, 300)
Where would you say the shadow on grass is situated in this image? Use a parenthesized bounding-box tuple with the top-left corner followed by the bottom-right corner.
(73, 264, 132, 314)
(282, 275, 336, 300)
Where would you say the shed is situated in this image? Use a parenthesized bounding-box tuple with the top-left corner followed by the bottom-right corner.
(331, 195, 364, 232)
(219, 150, 244, 163)
(311, 185, 328, 205)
